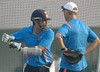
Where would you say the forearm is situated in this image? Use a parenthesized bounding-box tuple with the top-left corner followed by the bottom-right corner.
(21, 46, 42, 56)
(55, 33, 65, 49)
(55, 33, 68, 51)
(85, 38, 100, 54)
(6, 41, 43, 56)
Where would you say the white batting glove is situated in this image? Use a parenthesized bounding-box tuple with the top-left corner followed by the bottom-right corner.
(9, 41, 22, 51)
(2, 33, 15, 42)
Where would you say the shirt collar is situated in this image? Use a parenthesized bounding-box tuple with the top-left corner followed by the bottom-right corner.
(28, 25, 34, 33)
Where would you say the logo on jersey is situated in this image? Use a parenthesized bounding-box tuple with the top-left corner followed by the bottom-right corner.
(37, 35, 43, 42)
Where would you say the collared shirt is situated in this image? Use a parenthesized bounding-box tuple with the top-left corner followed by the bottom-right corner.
(57, 19, 98, 71)
(11, 25, 54, 66)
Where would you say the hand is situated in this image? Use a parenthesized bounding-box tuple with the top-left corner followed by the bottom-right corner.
(2, 33, 15, 43)
(9, 41, 22, 51)
(61, 48, 77, 56)
(61, 48, 68, 52)
(64, 49, 80, 57)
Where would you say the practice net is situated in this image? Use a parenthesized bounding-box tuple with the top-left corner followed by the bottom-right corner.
(0, 0, 100, 72)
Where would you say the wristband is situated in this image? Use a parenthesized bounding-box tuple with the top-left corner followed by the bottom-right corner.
(61, 48, 65, 51)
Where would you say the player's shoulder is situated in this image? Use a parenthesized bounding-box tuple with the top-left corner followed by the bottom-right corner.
(43, 28, 54, 35)
(72, 19, 87, 27)
(78, 20, 89, 28)
(61, 23, 71, 29)
(46, 28, 54, 33)
(20, 25, 33, 32)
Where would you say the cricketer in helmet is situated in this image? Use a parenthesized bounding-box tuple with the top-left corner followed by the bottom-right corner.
(31, 9, 51, 30)
(2, 9, 54, 72)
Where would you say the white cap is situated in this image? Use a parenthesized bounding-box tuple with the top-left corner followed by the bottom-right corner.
(61, 2, 78, 12)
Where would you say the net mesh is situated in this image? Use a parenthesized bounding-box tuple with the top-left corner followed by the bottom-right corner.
(0, 0, 100, 72)
(0, 0, 100, 29)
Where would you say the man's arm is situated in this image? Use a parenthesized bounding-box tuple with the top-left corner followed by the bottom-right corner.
(2, 33, 44, 56)
(55, 33, 81, 57)
(85, 38, 100, 54)
(55, 33, 68, 51)
(8, 41, 43, 56)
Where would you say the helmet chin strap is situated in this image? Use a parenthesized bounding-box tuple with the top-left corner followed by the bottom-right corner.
(37, 21, 47, 30)
(32, 21, 35, 26)
(32, 20, 47, 30)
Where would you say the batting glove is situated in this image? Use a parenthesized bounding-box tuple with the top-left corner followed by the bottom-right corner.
(9, 41, 22, 51)
(2, 33, 15, 43)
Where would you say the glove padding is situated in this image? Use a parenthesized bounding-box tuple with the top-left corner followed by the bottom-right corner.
(63, 49, 82, 65)
(9, 41, 22, 51)
(2, 33, 15, 42)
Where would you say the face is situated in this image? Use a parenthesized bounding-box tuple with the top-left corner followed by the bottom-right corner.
(40, 20, 48, 29)
(36, 20, 48, 30)
(63, 10, 70, 21)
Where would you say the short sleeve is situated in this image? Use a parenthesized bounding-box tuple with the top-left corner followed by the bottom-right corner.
(57, 24, 69, 37)
(87, 28, 98, 43)
(11, 28, 24, 42)
(39, 30, 54, 49)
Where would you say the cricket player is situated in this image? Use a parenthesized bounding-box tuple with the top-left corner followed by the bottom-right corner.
(55, 2, 100, 72)
(2, 9, 54, 72)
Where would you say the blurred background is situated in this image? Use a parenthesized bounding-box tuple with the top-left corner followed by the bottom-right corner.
(0, 0, 100, 72)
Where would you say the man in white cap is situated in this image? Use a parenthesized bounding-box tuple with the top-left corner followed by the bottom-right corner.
(55, 2, 100, 72)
